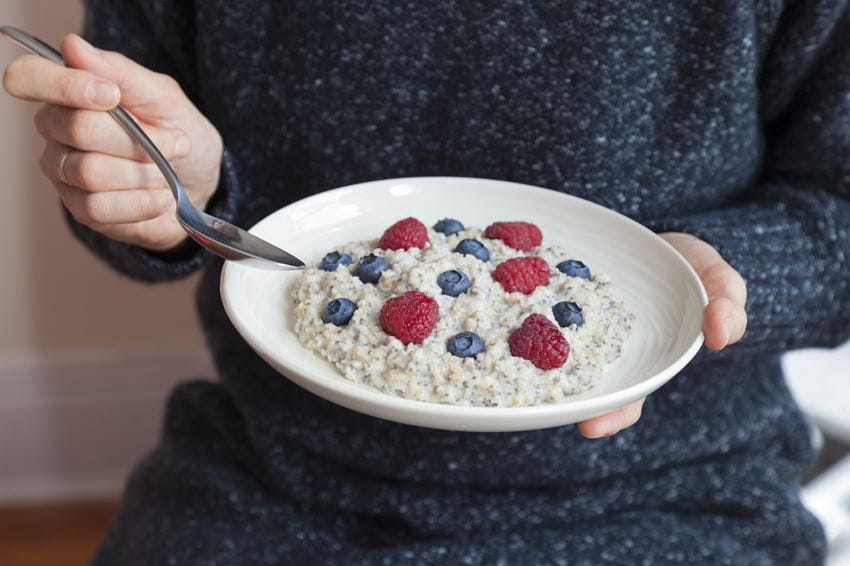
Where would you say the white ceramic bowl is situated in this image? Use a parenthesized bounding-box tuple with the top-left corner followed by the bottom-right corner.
(221, 177, 707, 432)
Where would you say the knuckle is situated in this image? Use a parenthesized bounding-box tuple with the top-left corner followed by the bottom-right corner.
(155, 73, 184, 104)
(56, 72, 84, 103)
(2, 57, 26, 94)
(701, 263, 733, 292)
(701, 262, 728, 281)
(75, 154, 106, 188)
(66, 111, 99, 147)
(143, 188, 171, 217)
(155, 72, 180, 91)
(82, 192, 111, 224)
(33, 105, 51, 136)
(142, 164, 164, 188)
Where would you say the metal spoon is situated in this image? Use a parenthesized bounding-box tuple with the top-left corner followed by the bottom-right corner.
(1, 25, 304, 270)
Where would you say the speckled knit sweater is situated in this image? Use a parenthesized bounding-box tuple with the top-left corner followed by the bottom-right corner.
(76, 1, 850, 564)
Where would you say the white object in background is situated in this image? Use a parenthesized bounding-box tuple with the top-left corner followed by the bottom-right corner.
(784, 340, 850, 444)
(785, 340, 850, 565)
(801, 454, 850, 566)
(221, 177, 708, 432)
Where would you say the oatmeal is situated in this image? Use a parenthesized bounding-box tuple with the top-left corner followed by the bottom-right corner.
(291, 218, 635, 407)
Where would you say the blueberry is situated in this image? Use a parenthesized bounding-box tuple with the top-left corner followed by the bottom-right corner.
(552, 301, 584, 328)
(356, 254, 389, 284)
(454, 239, 490, 262)
(447, 331, 485, 358)
(433, 218, 465, 235)
(322, 298, 356, 326)
(319, 251, 353, 271)
(437, 270, 471, 297)
(556, 259, 591, 280)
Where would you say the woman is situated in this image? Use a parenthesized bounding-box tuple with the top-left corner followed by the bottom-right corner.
(4, 1, 847, 563)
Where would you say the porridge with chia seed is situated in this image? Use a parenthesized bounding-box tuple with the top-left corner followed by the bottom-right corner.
(291, 217, 635, 407)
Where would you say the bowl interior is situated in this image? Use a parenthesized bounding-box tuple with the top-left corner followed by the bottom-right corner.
(221, 177, 706, 431)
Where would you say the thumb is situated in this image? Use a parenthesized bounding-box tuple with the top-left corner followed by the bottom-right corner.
(661, 233, 748, 350)
(60, 34, 178, 114)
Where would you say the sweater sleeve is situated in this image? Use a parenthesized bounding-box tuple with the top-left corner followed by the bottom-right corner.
(68, 0, 242, 283)
(648, 3, 850, 356)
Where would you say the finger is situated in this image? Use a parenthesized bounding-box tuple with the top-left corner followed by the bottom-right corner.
(60, 35, 183, 115)
(660, 233, 747, 308)
(578, 399, 645, 439)
(699, 262, 747, 308)
(3, 54, 120, 109)
(34, 105, 190, 161)
(40, 141, 170, 191)
(55, 181, 173, 226)
(703, 297, 748, 350)
(91, 214, 189, 252)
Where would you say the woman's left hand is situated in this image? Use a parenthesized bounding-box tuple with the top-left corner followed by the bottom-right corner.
(577, 231, 748, 439)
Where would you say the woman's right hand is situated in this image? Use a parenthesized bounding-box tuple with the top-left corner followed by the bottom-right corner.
(2, 34, 223, 252)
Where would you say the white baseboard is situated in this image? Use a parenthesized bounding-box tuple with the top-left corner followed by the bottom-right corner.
(0, 347, 215, 506)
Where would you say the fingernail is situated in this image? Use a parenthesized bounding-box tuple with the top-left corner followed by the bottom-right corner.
(720, 321, 731, 349)
(174, 136, 191, 157)
(86, 81, 119, 107)
(585, 425, 616, 439)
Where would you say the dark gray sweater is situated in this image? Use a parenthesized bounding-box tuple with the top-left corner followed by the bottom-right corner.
(79, 1, 849, 565)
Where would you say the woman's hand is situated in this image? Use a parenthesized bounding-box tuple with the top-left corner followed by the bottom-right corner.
(2, 34, 222, 252)
(577, 231, 748, 438)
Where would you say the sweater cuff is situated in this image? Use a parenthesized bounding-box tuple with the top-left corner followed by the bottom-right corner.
(66, 148, 242, 283)
(644, 190, 850, 355)
(645, 197, 808, 279)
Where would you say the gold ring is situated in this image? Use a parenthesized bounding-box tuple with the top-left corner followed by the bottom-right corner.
(57, 148, 72, 185)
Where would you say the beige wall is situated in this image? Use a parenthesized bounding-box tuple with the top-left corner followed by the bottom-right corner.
(0, 0, 206, 355)
(0, 1, 212, 504)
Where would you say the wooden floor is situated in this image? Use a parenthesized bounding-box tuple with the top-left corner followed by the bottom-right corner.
(0, 502, 118, 566)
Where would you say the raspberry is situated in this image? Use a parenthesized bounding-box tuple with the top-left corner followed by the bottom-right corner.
(379, 217, 429, 250)
(380, 291, 440, 345)
(492, 257, 551, 294)
(508, 314, 570, 370)
(484, 221, 543, 251)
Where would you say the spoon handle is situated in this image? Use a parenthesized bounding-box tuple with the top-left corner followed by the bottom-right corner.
(0, 25, 188, 209)
(2, 25, 305, 270)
